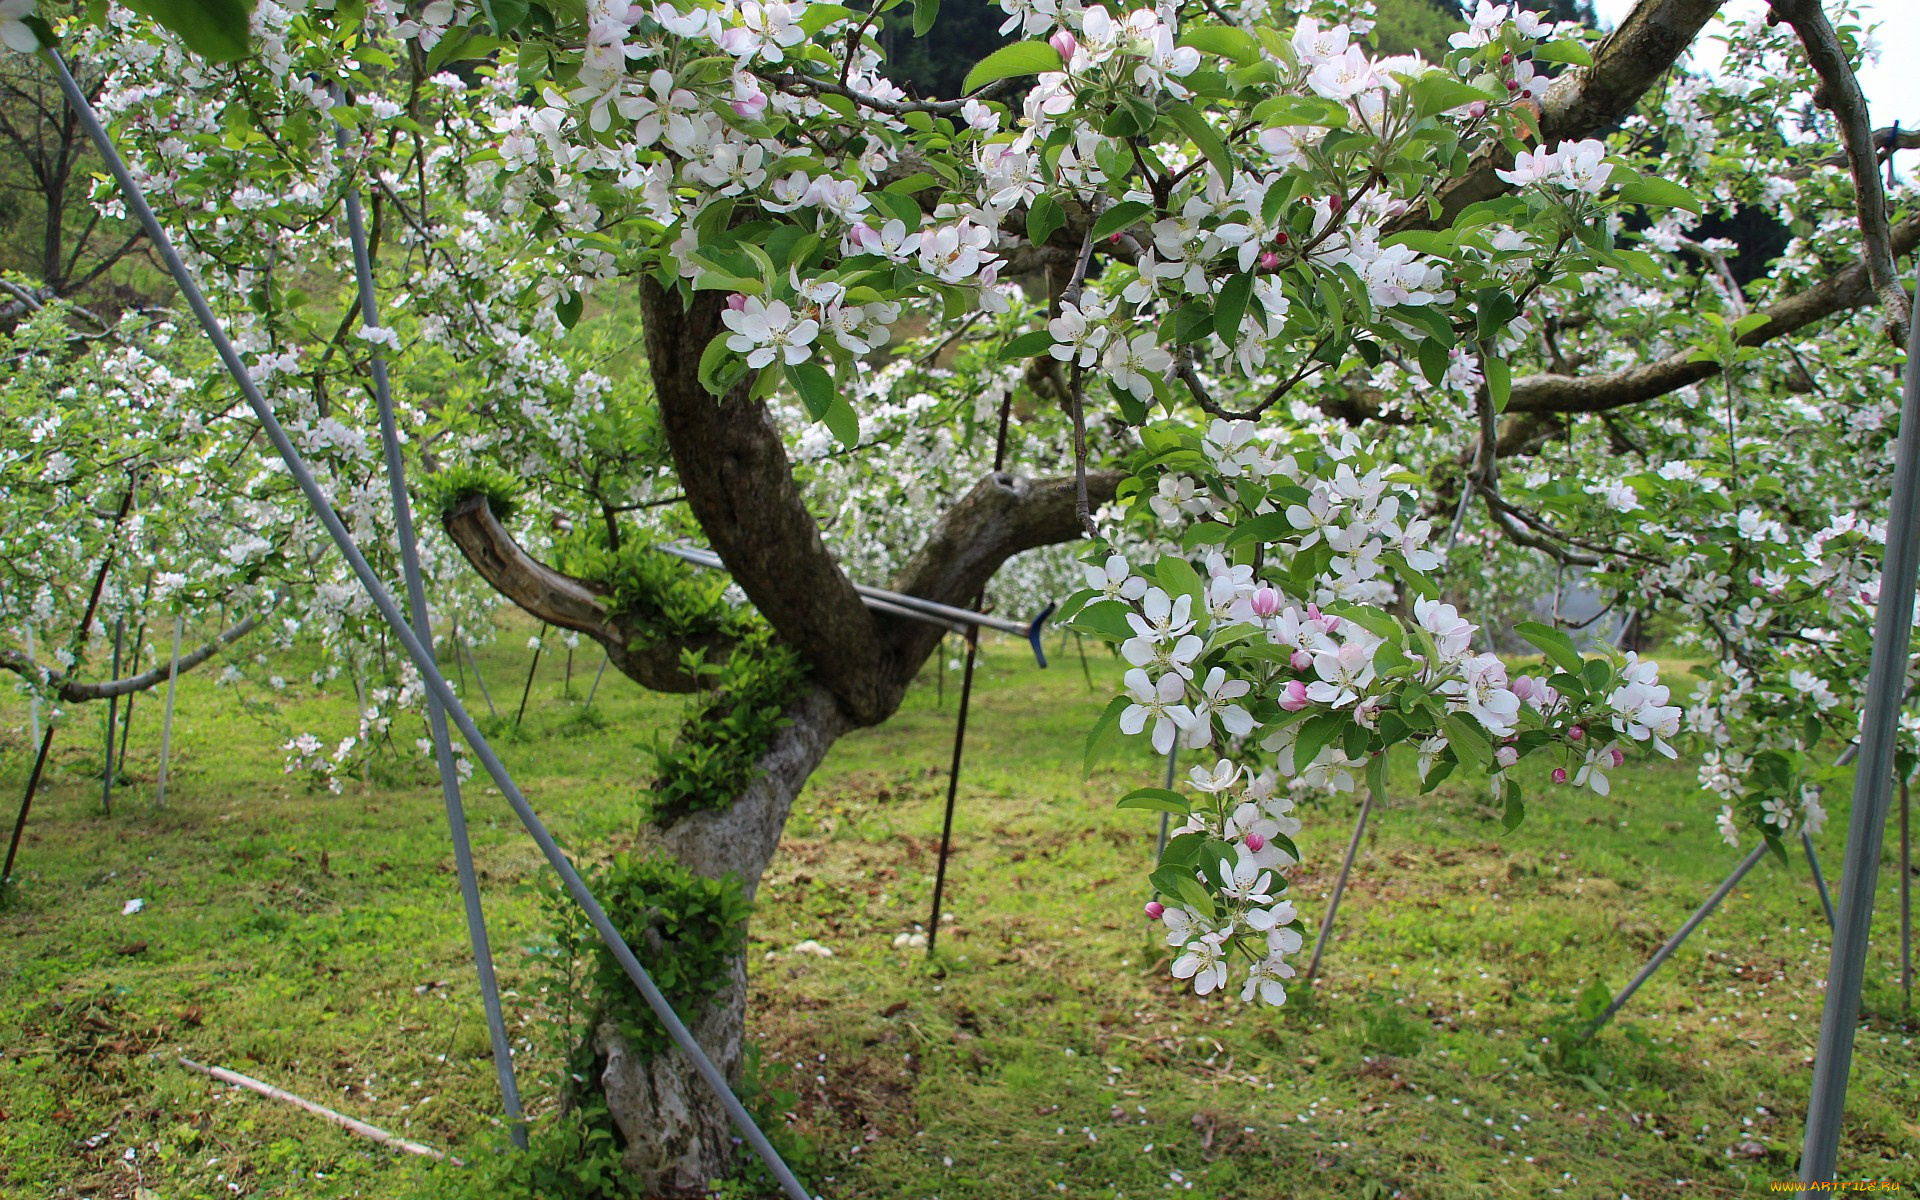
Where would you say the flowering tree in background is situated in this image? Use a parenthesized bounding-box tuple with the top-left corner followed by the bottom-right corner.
(3, 0, 1916, 1188)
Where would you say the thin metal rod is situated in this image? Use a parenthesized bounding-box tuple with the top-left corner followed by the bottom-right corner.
(451, 614, 468, 692)
(49, 53, 810, 1200)
(1075, 632, 1093, 691)
(1306, 783, 1377, 984)
(515, 623, 546, 727)
(2, 728, 56, 885)
(155, 614, 184, 807)
(335, 112, 527, 1147)
(585, 651, 610, 706)
(1799, 264, 1920, 1189)
(463, 636, 498, 718)
(1587, 841, 1767, 1036)
(1803, 829, 1837, 931)
(660, 543, 1034, 642)
(118, 573, 154, 769)
(101, 613, 125, 814)
(1154, 743, 1178, 863)
(24, 625, 40, 747)
(925, 631, 979, 955)
(1902, 774, 1912, 1011)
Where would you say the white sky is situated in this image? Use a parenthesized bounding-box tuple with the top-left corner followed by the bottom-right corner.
(1590, 0, 1920, 175)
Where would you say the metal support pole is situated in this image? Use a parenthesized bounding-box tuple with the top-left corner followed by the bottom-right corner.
(462, 636, 498, 718)
(515, 623, 546, 727)
(1153, 743, 1178, 864)
(1587, 841, 1767, 1036)
(1306, 783, 1377, 984)
(101, 614, 125, 814)
(2, 728, 56, 885)
(1799, 270, 1920, 1190)
(335, 110, 527, 1147)
(51, 54, 809, 1199)
(925, 628, 979, 956)
(24, 625, 40, 747)
(1803, 829, 1837, 931)
(1902, 775, 1912, 1011)
(155, 615, 184, 807)
(585, 651, 610, 707)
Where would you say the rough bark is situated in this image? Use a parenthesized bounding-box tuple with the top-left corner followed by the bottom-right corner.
(595, 959, 749, 1194)
(639, 275, 895, 724)
(597, 685, 846, 1192)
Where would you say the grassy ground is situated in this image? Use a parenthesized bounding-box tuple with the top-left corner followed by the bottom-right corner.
(1, 620, 1916, 1199)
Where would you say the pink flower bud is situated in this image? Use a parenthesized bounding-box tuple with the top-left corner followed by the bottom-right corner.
(1049, 28, 1078, 62)
(1468, 101, 1487, 119)
(1144, 901, 1165, 919)
(1251, 585, 1280, 618)
(1501, 51, 1514, 65)
(1258, 250, 1281, 271)
(1290, 649, 1313, 672)
(1244, 833, 1266, 853)
(1610, 748, 1625, 768)
(1552, 767, 1568, 785)
(1323, 614, 1342, 632)
(732, 91, 768, 119)
(1109, 232, 1123, 243)
(1505, 78, 1520, 92)
(1495, 746, 1518, 769)
(726, 292, 748, 311)
(1280, 680, 1310, 712)
(1275, 232, 1289, 245)
(1568, 725, 1584, 741)
(1512, 675, 1535, 701)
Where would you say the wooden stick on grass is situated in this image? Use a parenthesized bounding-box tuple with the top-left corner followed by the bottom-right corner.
(177, 1056, 455, 1162)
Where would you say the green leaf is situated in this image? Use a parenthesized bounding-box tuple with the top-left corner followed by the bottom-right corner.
(1512, 621, 1585, 677)
(1365, 750, 1388, 800)
(1407, 75, 1502, 120)
(1177, 25, 1260, 65)
(1070, 599, 1136, 642)
(1251, 95, 1347, 128)
(1532, 39, 1593, 67)
(1084, 695, 1129, 776)
(1223, 510, 1295, 551)
(1153, 554, 1206, 616)
(910, 0, 939, 37)
(1117, 788, 1192, 815)
(1292, 712, 1348, 772)
(698, 333, 749, 397)
(785, 361, 836, 420)
(1616, 175, 1703, 215)
(797, 2, 852, 34)
(1501, 780, 1526, 832)
(1214, 273, 1253, 342)
(1173, 873, 1217, 917)
(998, 329, 1057, 361)
(124, 0, 256, 60)
(822, 394, 860, 447)
(1485, 354, 1511, 412)
(1417, 338, 1449, 388)
(1165, 101, 1233, 184)
(483, 0, 529, 32)
(555, 292, 583, 330)
(962, 40, 1064, 94)
(1442, 713, 1491, 766)
(1092, 200, 1153, 241)
(1027, 191, 1065, 247)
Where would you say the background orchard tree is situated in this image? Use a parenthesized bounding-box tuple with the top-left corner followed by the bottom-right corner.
(5, 0, 1916, 1192)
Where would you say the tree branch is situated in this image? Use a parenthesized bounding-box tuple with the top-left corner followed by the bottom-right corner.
(1392, 0, 1725, 234)
(439, 494, 731, 694)
(1768, 0, 1910, 345)
(1504, 213, 1920, 415)
(2, 612, 261, 702)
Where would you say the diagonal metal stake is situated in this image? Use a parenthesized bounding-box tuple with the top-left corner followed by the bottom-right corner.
(50, 52, 809, 1200)
(334, 101, 526, 1148)
(1306, 779, 1376, 984)
(1799, 268, 1920, 1190)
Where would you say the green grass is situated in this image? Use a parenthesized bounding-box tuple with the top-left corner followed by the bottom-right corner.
(1, 621, 1916, 1199)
